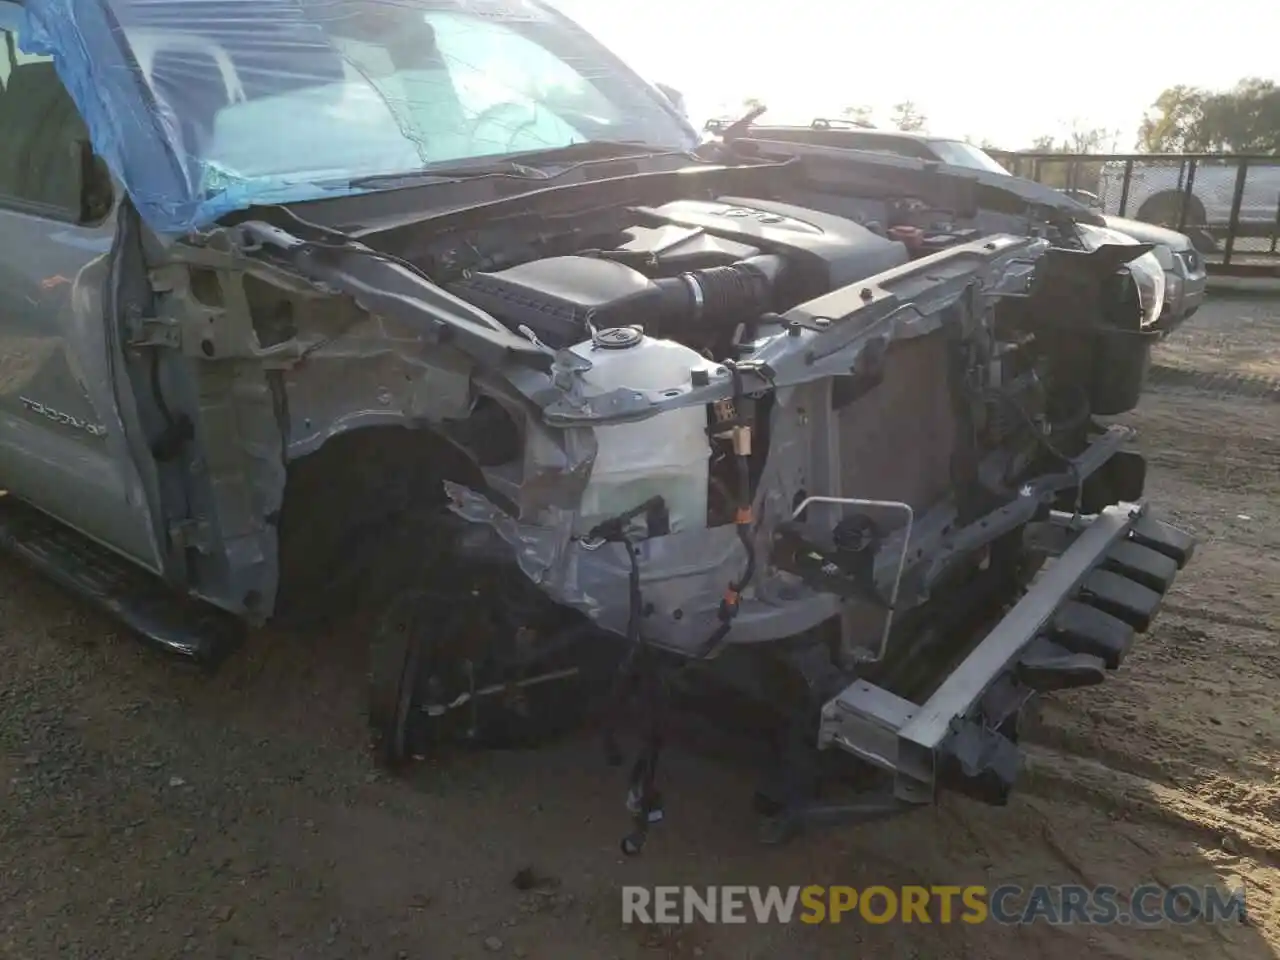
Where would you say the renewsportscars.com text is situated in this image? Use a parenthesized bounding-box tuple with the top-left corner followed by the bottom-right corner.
(622, 884, 1247, 926)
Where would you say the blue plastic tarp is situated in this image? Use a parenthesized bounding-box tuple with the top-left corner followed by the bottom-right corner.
(18, 0, 693, 235)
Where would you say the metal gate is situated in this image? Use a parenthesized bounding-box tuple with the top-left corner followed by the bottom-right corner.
(987, 151, 1280, 277)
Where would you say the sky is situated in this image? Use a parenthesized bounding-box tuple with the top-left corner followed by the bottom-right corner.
(548, 0, 1280, 149)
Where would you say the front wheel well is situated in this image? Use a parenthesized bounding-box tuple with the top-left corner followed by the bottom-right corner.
(272, 425, 488, 628)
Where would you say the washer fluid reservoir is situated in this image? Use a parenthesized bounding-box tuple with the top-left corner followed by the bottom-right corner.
(570, 326, 714, 537)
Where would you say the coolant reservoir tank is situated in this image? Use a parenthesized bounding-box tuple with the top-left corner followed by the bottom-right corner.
(570, 326, 714, 536)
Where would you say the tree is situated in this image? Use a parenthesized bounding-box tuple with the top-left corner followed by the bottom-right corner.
(1138, 78, 1280, 153)
(1200, 78, 1280, 152)
(889, 101, 926, 132)
(1062, 122, 1121, 154)
(1015, 125, 1118, 188)
(1137, 85, 1206, 152)
(1027, 124, 1120, 154)
(841, 104, 874, 127)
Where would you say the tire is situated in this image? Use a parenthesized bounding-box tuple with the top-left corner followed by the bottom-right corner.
(365, 529, 603, 768)
(1185, 226, 1218, 254)
(1137, 191, 1206, 230)
(368, 589, 432, 769)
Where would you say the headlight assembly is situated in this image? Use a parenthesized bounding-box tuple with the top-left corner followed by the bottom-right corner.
(1127, 248, 1167, 327)
(1077, 224, 1166, 328)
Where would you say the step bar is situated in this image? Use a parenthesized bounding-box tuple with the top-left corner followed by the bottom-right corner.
(0, 497, 244, 666)
(818, 502, 1195, 805)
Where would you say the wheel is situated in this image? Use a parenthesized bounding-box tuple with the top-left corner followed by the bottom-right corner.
(368, 589, 434, 769)
(366, 576, 498, 767)
(1184, 226, 1219, 255)
(368, 569, 610, 768)
(1137, 191, 1206, 231)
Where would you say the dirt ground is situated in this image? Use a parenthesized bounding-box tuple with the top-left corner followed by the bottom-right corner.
(3, 296, 1279, 960)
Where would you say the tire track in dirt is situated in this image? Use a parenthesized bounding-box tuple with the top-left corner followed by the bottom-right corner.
(1020, 746, 1280, 866)
(1024, 721, 1176, 788)
(1147, 363, 1280, 402)
(1161, 602, 1278, 634)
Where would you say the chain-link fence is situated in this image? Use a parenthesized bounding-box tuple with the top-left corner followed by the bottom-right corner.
(988, 152, 1280, 275)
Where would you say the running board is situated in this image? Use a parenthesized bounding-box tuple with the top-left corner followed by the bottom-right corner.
(0, 498, 244, 666)
(818, 502, 1194, 805)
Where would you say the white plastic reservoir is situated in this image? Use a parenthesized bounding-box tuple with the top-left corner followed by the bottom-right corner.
(569, 326, 714, 537)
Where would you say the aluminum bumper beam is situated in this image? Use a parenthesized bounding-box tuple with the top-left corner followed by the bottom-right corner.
(818, 502, 1194, 804)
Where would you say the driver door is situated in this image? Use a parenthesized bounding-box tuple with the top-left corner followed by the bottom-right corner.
(0, 7, 163, 570)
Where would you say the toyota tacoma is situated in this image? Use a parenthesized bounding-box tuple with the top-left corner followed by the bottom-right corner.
(0, 0, 1194, 848)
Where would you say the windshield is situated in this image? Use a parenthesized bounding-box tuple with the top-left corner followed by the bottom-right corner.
(925, 140, 1012, 175)
(20, 0, 696, 233)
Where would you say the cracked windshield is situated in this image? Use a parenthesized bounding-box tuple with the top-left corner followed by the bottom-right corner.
(125, 0, 693, 189)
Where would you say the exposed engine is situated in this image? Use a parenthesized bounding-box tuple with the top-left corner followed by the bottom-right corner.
(446, 198, 915, 541)
(445, 196, 1153, 545)
(447, 197, 910, 351)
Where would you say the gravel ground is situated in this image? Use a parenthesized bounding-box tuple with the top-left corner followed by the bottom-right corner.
(2, 297, 1279, 960)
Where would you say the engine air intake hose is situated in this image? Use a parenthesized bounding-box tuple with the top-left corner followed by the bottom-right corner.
(653, 254, 785, 326)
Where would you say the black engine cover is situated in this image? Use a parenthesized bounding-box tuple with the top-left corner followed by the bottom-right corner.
(448, 256, 658, 348)
(447, 197, 908, 348)
(636, 197, 907, 289)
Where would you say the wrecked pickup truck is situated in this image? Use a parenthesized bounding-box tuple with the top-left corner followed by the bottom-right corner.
(0, 0, 1195, 847)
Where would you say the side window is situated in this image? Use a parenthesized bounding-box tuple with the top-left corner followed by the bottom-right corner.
(844, 134, 935, 161)
(0, 28, 107, 219)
